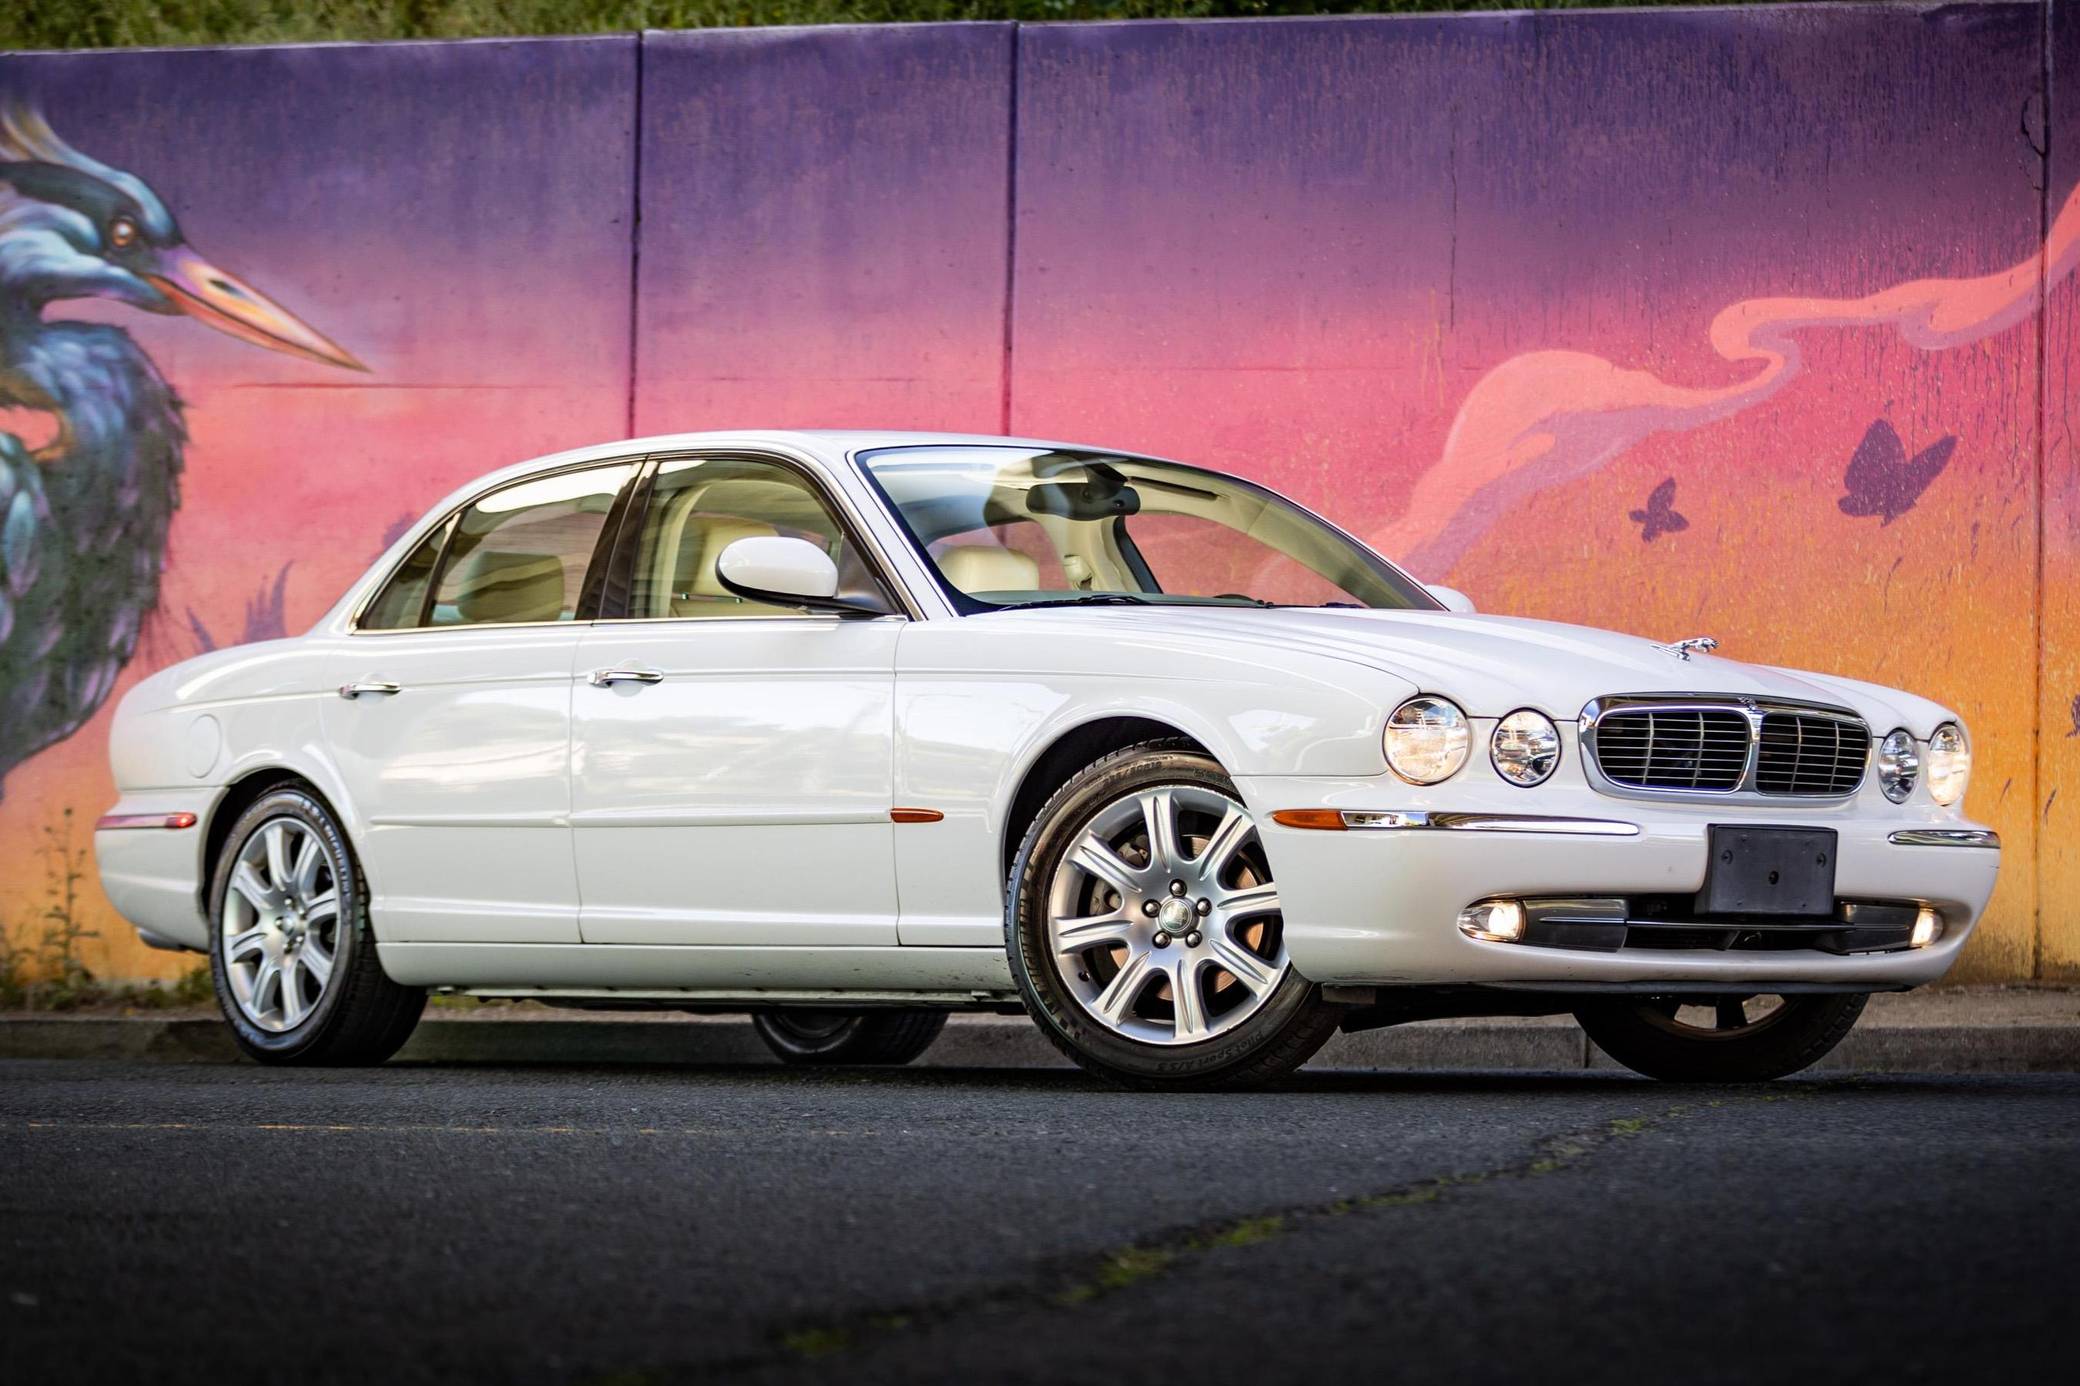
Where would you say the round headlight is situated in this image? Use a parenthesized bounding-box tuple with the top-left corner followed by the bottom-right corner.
(1490, 709, 1560, 787)
(1925, 723, 1970, 806)
(1876, 728, 1919, 803)
(1385, 696, 1470, 785)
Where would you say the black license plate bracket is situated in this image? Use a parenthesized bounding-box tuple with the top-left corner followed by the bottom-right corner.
(1700, 826, 1838, 917)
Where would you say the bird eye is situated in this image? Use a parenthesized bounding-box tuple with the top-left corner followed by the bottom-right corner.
(108, 216, 139, 249)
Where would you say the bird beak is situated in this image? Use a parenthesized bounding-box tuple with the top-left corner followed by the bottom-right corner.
(146, 246, 365, 372)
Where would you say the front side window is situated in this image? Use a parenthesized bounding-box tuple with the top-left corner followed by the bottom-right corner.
(360, 463, 636, 630)
(621, 456, 882, 620)
(859, 446, 1437, 612)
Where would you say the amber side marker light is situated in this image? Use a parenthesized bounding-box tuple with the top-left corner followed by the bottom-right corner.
(96, 812, 198, 831)
(890, 807, 944, 824)
(1270, 809, 1347, 831)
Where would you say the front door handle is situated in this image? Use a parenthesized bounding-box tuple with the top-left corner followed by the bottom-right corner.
(338, 680, 402, 699)
(588, 665, 665, 687)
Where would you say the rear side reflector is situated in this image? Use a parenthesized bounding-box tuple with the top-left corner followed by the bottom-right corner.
(96, 812, 198, 831)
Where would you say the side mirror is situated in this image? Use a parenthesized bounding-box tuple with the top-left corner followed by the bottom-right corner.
(715, 536, 891, 617)
(1425, 584, 1476, 614)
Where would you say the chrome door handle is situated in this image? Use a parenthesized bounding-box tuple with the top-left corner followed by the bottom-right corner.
(338, 680, 401, 699)
(588, 665, 665, 687)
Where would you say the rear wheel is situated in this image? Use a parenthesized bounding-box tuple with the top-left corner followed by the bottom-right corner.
(750, 1009, 948, 1065)
(208, 787, 425, 1065)
(1575, 992, 1867, 1082)
(1007, 741, 1339, 1090)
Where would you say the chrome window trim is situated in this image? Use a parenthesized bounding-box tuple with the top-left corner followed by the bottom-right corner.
(1578, 693, 1871, 804)
(345, 455, 648, 635)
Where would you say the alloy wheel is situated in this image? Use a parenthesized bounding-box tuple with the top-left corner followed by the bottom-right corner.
(1045, 784, 1288, 1046)
(220, 817, 341, 1033)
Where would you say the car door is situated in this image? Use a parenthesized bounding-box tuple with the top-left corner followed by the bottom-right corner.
(569, 453, 904, 946)
(321, 460, 640, 943)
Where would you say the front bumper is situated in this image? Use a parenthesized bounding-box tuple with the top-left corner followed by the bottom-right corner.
(1238, 773, 2000, 990)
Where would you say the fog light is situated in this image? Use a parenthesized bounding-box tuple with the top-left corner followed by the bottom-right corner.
(1911, 906, 1942, 949)
(1458, 899, 1526, 943)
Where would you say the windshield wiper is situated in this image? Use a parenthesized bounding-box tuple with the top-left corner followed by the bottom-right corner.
(1002, 593, 1153, 610)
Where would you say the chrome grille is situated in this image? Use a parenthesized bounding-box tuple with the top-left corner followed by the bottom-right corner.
(1584, 697, 1871, 798)
(1588, 707, 1751, 791)
(1755, 712, 1869, 796)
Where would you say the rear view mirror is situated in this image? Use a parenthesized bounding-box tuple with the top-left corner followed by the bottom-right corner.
(715, 537, 891, 618)
(1425, 584, 1476, 614)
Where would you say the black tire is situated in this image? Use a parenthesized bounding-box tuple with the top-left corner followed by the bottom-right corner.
(751, 1008, 948, 1065)
(1575, 992, 1867, 1082)
(206, 786, 425, 1066)
(1006, 740, 1341, 1090)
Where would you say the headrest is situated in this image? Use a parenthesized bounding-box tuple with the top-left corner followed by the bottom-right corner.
(936, 544, 1040, 596)
(684, 518, 781, 597)
(449, 549, 567, 624)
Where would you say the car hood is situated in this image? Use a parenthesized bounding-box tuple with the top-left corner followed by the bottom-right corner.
(1061, 607, 1950, 727)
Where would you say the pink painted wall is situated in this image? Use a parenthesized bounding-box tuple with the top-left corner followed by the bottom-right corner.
(2, 7, 2073, 984)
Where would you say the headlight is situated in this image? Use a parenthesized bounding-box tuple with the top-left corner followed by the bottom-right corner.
(1876, 728, 1919, 803)
(1384, 696, 1470, 785)
(1490, 709, 1560, 787)
(1925, 723, 1970, 806)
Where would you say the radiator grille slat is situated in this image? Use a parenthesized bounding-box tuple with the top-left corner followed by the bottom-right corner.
(1590, 704, 1869, 797)
(1755, 712, 1868, 796)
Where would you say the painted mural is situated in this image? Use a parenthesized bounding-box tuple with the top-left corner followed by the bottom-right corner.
(0, 7, 2074, 986)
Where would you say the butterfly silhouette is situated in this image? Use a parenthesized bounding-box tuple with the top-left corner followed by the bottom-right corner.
(1840, 420, 1955, 524)
(1628, 477, 1689, 543)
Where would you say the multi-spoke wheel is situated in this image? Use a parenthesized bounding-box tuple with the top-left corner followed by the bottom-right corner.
(222, 816, 340, 1032)
(207, 786, 425, 1065)
(1007, 741, 1339, 1089)
(1574, 991, 1868, 1083)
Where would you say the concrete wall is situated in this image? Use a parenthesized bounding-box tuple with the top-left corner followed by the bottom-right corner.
(1, 3, 2074, 984)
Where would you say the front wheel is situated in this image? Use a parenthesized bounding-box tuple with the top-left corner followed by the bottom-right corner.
(1575, 992, 1867, 1082)
(208, 787, 425, 1065)
(750, 1009, 948, 1065)
(1006, 740, 1340, 1090)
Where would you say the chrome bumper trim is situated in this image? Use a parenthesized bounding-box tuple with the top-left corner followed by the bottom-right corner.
(1342, 811, 1640, 837)
(1887, 828, 2001, 849)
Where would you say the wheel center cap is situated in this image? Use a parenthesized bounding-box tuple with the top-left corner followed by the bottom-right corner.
(1157, 897, 1195, 933)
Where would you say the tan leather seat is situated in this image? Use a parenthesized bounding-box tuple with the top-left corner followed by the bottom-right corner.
(447, 549, 566, 624)
(670, 517, 779, 616)
(937, 544, 1039, 596)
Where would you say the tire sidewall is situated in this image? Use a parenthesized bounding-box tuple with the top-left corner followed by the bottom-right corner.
(1006, 746, 1320, 1084)
(208, 788, 369, 1061)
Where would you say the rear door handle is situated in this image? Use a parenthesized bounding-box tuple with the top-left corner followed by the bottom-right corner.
(588, 665, 665, 687)
(338, 680, 402, 699)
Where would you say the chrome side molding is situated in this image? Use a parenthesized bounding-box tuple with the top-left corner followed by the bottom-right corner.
(1340, 810, 1640, 836)
(1887, 828, 2001, 849)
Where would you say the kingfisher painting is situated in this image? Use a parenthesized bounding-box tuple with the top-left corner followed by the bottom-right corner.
(0, 105, 360, 792)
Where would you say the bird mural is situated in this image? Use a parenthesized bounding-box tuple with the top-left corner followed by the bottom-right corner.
(0, 105, 360, 792)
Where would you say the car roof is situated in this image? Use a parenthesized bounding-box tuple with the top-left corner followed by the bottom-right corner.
(480, 430, 1167, 487)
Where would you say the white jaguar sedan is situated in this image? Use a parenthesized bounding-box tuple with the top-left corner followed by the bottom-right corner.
(95, 431, 2000, 1087)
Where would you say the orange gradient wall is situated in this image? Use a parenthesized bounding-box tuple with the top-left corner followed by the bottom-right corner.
(1, 6, 2074, 985)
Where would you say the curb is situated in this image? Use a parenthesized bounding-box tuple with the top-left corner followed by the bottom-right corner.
(2, 1013, 2075, 1072)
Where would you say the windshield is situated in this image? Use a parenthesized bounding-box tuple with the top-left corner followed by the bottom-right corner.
(858, 446, 1439, 613)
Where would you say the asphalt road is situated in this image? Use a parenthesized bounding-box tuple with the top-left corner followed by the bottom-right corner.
(2, 1060, 2074, 1385)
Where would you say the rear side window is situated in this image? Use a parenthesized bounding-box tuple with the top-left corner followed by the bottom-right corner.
(359, 524, 447, 631)
(360, 463, 637, 630)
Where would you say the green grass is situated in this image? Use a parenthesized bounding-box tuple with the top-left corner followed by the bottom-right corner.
(3, 0, 1826, 53)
